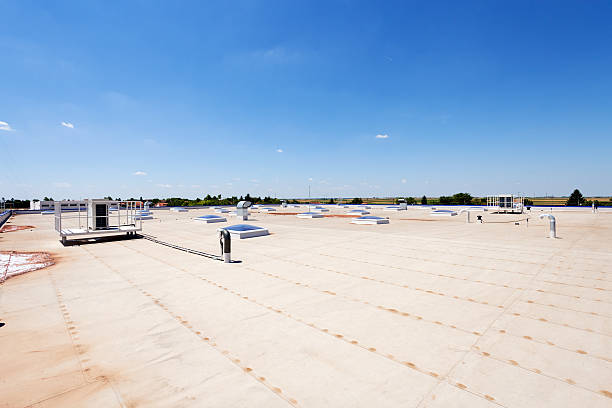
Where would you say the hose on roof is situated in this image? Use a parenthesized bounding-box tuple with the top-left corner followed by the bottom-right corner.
(139, 233, 223, 261)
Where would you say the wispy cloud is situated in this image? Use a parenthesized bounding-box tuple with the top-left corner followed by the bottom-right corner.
(401, 179, 407, 184)
(253, 47, 301, 64)
(53, 181, 71, 188)
(157, 183, 172, 188)
(0, 121, 14, 132)
(132, 171, 147, 176)
(276, 148, 283, 153)
(143, 138, 159, 147)
(375, 134, 389, 139)
(61, 121, 74, 129)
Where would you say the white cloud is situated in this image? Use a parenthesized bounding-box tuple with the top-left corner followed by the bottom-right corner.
(61, 121, 74, 129)
(251, 47, 301, 64)
(375, 134, 389, 139)
(143, 138, 159, 147)
(401, 179, 407, 184)
(276, 148, 283, 153)
(0, 121, 14, 132)
(157, 183, 172, 188)
(53, 182, 71, 188)
(132, 171, 147, 176)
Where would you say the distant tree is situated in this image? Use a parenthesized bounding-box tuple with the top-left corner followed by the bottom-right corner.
(421, 195, 427, 205)
(566, 189, 584, 206)
(43, 197, 51, 201)
(405, 197, 416, 205)
(350, 197, 363, 204)
(452, 193, 473, 205)
(328, 198, 335, 204)
(438, 196, 452, 205)
(524, 198, 534, 206)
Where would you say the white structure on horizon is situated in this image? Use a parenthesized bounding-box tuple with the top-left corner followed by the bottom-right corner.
(33, 200, 87, 211)
(487, 194, 525, 214)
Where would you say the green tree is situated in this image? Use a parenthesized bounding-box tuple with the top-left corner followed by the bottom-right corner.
(452, 193, 473, 205)
(421, 195, 427, 205)
(439, 196, 452, 205)
(350, 197, 363, 204)
(405, 197, 416, 205)
(328, 198, 335, 204)
(566, 189, 584, 206)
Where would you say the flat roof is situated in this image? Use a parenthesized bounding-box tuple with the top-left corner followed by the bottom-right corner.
(1, 206, 611, 407)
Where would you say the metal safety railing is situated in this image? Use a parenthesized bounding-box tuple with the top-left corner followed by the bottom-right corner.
(54, 200, 143, 234)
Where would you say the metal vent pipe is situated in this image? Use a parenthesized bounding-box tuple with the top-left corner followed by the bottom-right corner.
(219, 229, 231, 263)
(539, 214, 556, 238)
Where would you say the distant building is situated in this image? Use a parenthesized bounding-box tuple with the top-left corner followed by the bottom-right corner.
(31, 200, 87, 211)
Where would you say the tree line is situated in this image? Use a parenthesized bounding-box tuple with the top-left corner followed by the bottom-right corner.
(3, 189, 611, 209)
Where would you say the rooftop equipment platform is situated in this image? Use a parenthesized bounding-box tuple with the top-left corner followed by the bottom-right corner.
(487, 194, 525, 214)
(259, 207, 276, 212)
(351, 216, 389, 225)
(219, 224, 269, 239)
(195, 215, 227, 223)
(54, 199, 142, 244)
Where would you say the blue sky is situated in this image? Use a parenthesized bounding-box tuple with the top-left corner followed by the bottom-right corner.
(1, 0, 611, 200)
